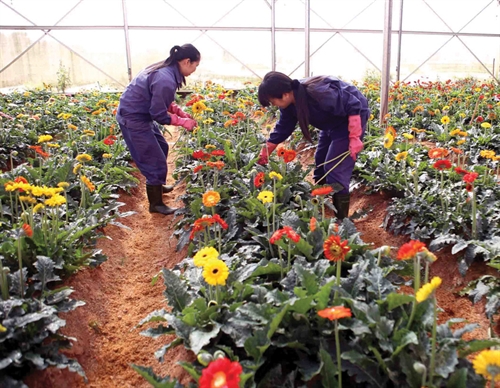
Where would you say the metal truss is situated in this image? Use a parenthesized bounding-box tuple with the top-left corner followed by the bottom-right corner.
(0, 0, 499, 121)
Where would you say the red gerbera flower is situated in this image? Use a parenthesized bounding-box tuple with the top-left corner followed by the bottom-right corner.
(269, 229, 285, 244)
(463, 172, 479, 183)
(277, 148, 286, 157)
(323, 235, 350, 261)
(199, 358, 242, 388)
(282, 226, 300, 243)
(454, 167, 469, 175)
(211, 150, 225, 157)
(103, 135, 117, 145)
(254, 172, 265, 188)
(233, 112, 245, 120)
(283, 149, 297, 163)
(465, 183, 473, 192)
(212, 214, 228, 230)
(396, 240, 426, 260)
(22, 223, 33, 238)
(311, 186, 333, 196)
(433, 159, 452, 170)
(193, 150, 206, 159)
(193, 165, 203, 173)
(14, 176, 28, 184)
(318, 306, 352, 321)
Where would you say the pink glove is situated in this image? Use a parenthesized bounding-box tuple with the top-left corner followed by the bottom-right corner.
(170, 114, 197, 131)
(257, 142, 278, 165)
(348, 115, 364, 160)
(168, 102, 191, 119)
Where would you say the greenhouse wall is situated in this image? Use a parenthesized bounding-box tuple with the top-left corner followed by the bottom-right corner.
(0, 0, 499, 91)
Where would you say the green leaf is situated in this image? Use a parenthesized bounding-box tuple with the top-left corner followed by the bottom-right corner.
(244, 329, 270, 361)
(289, 296, 315, 315)
(250, 262, 282, 277)
(154, 338, 183, 362)
(268, 304, 289, 339)
(162, 269, 192, 312)
(446, 368, 467, 388)
(392, 329, 418, 358)
(319, 348, 338, 388)
(130, 364, 183, 388)
(315, 280, 335, 310)
(386, 292, 414, 311)
(178, 361, 201, 382)
(458, 339, 500, 358)
(188, 323, 222, 354)
(295, 264, 319, 295)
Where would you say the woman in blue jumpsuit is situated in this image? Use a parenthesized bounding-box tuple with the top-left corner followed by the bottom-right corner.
(116, 44, 200, 215)
(257, 71, 369, 220)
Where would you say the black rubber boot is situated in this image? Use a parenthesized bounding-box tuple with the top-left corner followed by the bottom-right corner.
(333, 193, 350, 220)
(146, 185, 176, 215)
(162, 185, 174, 193)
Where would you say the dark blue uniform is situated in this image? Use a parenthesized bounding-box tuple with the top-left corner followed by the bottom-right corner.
(268, 76, 369, 194)
(116, 64, 183, 185)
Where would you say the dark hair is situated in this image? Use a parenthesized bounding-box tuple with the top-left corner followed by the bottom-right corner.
(145, 44, 201, 85)
(258, 71, 312, 143)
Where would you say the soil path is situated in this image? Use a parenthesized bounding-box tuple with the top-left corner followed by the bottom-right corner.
(25, 136, 495, 387)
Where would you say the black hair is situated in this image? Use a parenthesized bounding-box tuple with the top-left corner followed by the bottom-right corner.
(145, 43, 201, 86)
(258, 71, 312, 143)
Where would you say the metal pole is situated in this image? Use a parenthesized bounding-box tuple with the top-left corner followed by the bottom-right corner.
(396, 0, 404, 81)
(380, 0, 393, 126)
(122, 0, 132, 82)
(305, 0, 310, 77)
(271, 0, 276, 71)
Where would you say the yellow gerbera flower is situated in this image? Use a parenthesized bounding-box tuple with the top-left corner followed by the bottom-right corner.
(450, 129, 461, 136)
(440, 116, 450, 125)
(192, 101, 207, 114)
(193, 247, 219, 267)
(38, 134, 53, 143)
(202, 258, 229, 286)
(44, 194, 66, 207)
(481, 122, 492, 129)
(257, 190, 274, 204)
(102, 153, 112, 158)
(456, 139, 466, 145)
(19, 195, 37, 204)
(202, 191, 221, 207)
(205, 144, 217, 150)
(395, 151, 408, 162)
(402, 133, 414, 140)
(83, 130, 96, 136)
(33, 203, 45, 213)
(269, 171, 283, 181)
(76, 154, 92, 162)
(68, 124, 78, 130)
(57, 182, 70, 189)
(415, 276, 442, 303)
(47, 143, 60, 148)
(383, 133, 394, 149)
(473, 349, 500, 381)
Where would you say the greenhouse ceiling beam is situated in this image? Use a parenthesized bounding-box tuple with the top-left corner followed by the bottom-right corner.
(122, 0, 133, 82)
(402, 0, 500, 84)
(2, 25, 498, 39)
(158, 0, 261, 80)
(288, 0, 381, 78)
(420, 0, 499, 84)
(380, 0, 393, 126)
(0, 0, 84, 74)
(0, 0, 126, 87)
(305, 0, 310, 77)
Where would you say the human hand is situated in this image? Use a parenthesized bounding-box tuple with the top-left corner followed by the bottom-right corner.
(349, 137, 364, 160)
(257, 142, 278, 165)
(168, 102, 192, 119)
(170, 114, 197, 131)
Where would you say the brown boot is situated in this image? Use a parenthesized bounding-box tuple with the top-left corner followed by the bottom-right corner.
(146, 185, 177, 215)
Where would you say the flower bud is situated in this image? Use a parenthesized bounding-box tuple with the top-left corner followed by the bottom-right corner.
(413, 362, 427, 375)
(213, 350, 226, 360)
(197, 352, 213, 366)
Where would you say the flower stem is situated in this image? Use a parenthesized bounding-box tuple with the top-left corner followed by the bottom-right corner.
(428, 297, 438, 387)
(17, 238, 25, 296)
(334, 259, 342, 302)
(335, 320, 342, 388)
(472, 187, 477, 239)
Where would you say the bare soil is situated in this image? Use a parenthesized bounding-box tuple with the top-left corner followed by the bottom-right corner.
(25, 132, 497, 387)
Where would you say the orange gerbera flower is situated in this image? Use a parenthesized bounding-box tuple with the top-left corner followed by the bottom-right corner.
(396, 240, 426, 260)
(22, 223, 33, 238)
(463, 172, 479, 183)
(270, 226, 301, 244)
(309, 217, 317, 232)
(385, 126, 397, 138)
(193, 165, 203, 173)
(202, 191, 221, 207)
(254, 172, 265, 188)
(283, 149, 297, 163)
(318, 306, 352, 321)
(277, 148, 286, 157)
(428, 147, 449, 159)
(323, 235, 350, 261)
(311, 186, 333, 196)
(450, 147, 463, 154)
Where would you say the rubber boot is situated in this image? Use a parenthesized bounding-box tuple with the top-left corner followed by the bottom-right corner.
(146, 185, 177, 215)
(333, 193, 350, 220)
(162, 185, 174, 193)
